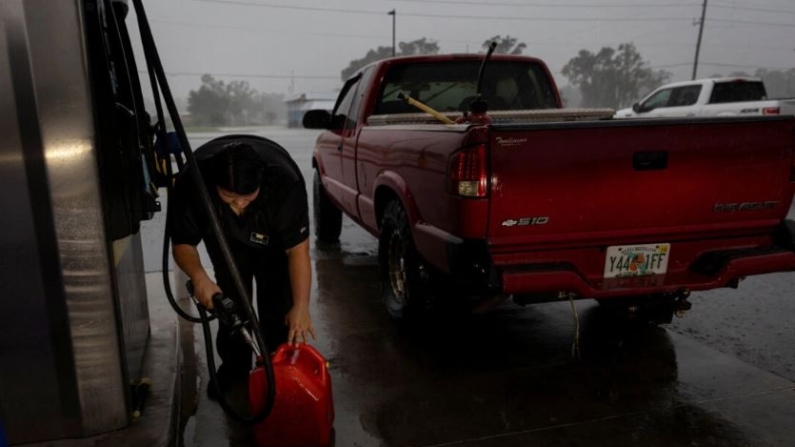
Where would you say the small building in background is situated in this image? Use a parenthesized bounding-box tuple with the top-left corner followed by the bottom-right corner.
(284, 92, 338, 128)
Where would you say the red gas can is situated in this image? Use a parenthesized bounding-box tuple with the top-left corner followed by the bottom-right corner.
(249, 343, 334, 447)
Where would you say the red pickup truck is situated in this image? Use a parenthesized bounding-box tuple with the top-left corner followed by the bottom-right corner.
(304, 54, 795, 323)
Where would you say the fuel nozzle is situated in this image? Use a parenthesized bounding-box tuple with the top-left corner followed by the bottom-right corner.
(185, 280, 261, 356)
(211, 294, 261, 357)
(186, 280, 247, 331)
(211, 293, 246, 333)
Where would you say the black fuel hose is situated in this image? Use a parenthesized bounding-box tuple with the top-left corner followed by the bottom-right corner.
(131, 0, 275, 423)
(142, 17, 205, 324)
(161, 154, 207, 323)
(195, 301, 261, 424)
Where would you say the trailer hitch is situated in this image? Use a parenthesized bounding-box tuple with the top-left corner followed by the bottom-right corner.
(673, 288, 693, 318)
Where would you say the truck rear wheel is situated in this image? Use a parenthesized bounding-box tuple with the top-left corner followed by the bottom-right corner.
(378, 201, 433, 321)
(313, 170, 342, 243)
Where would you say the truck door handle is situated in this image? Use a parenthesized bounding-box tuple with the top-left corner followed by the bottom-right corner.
(633, 151, 668, 171)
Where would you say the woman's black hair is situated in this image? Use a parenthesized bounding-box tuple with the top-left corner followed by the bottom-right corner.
(211, 141, 264, 194)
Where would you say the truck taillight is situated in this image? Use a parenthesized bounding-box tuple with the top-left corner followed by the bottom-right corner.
(763, 107, 780, 115)
(449, 143, 488, 197)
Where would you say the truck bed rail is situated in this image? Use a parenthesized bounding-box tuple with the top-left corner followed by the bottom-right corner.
(367, 108, 615, 126)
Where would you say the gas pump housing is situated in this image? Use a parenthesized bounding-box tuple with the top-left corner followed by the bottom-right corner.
(0, 0, 156, 443)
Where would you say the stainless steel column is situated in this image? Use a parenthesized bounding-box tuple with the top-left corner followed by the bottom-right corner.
(0, 0, 137, 443)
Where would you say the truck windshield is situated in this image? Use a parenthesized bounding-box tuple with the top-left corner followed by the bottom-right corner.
(709, 81, 767, 104)
(374, 60, 558, 114)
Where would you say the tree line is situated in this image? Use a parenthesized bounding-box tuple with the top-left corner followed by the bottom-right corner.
(187, 37, 795, 125)
(187, 74, 284, 127)
(339, 36, 795, 110)
(341, 37, 671, 110)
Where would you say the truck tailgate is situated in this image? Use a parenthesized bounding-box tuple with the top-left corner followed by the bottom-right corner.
(487, 117, 795, 251)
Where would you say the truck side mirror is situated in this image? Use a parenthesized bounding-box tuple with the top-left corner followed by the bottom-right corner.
(303, 110, 332, 129)
(632, 102, 641, 113)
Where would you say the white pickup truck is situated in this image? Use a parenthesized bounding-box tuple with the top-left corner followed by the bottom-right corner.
(615, 77, 795, 118)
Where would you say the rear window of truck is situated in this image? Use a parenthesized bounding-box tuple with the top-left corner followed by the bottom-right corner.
(374, 61, 558, 114)
(709, 81, 767, 104)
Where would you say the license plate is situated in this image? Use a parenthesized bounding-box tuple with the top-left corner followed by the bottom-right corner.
(603, 243, 670, 279)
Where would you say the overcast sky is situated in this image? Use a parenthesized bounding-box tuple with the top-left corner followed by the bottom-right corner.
(127, 0, 795, 100)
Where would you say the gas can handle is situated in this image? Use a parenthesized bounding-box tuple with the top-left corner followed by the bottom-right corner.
(272, 344, 329, 383)
(297, 344, 329, 385)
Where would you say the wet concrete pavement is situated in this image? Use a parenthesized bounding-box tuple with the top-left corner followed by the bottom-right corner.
(311, 250, 795, 447)
(140, 128, 795, 447)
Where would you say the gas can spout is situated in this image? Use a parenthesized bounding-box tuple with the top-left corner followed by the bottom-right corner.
(457, 41, 497, 125)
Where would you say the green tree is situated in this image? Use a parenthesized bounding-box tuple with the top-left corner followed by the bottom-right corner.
(188, 74, 229, 126)
(562, 43, 670, 108)
(340, 38, 440, 80)
(226, 80, 257, 125)
(483, 35, 526, 55)
(399, 38, 439, 56)
(188, 75, 284, 127)
(340, 46, 392, 81)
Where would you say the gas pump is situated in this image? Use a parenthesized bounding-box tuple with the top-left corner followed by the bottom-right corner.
(1, 0, 334, 444)
(0, 0, 155, 442)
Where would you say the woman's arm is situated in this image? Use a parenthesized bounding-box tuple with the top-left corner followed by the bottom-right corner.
(173, 243, 221, 308)
(284, 239, 316, 344)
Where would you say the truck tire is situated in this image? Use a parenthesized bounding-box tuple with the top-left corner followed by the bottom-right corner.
(313, 170, 342, 243)
(378, 200, 433, 321)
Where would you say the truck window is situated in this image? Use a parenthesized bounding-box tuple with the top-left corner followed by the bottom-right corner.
(668, 85, 702, 107)
(709, 81, 767, 104)
(642, 88, 672, 111)
(374, 60, 557, 114)
(333, 75, 362, 129)
(348, 66, 374, 128)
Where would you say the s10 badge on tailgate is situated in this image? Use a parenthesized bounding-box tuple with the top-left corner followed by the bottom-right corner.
(501, 216, 549, 227)
(604, 243, 670, 278)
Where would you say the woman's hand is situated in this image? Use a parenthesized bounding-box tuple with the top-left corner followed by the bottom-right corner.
(285, 303, 317, 345)
(193, 276, 222, 309)
(173, 244, 220, 310)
